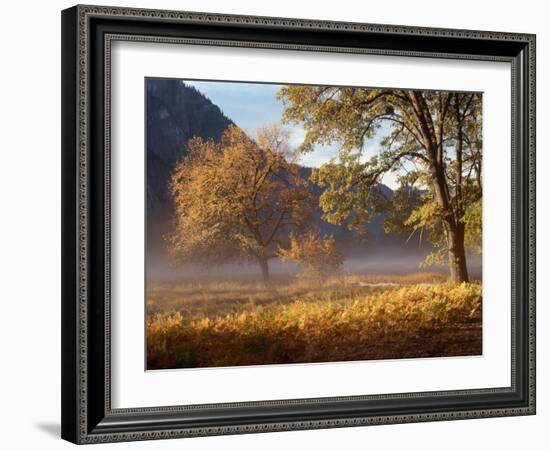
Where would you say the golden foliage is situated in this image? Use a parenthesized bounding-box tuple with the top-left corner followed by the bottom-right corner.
(278, 231, 343, 279)
(147, 281, 482, 369)
(462, 198, 482, 254)
(404, 200, 448, 267)
(167, 125, 313, 277)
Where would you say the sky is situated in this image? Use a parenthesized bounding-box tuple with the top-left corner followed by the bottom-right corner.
(184, 79, 399, 188)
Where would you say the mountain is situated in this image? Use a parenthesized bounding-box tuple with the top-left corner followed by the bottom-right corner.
(146, 79, 233, 220)
(298, 166, 411, 252)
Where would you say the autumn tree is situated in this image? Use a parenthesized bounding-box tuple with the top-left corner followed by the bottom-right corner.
(168, 124, 313, 281)
(278, 231, 343, 279)
(278, 87, 482, 282)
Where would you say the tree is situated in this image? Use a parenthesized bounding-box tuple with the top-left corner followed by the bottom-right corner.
(168, 124, 313, 281)
(278, 86, 482, 282)
(278, 231, 343, 279)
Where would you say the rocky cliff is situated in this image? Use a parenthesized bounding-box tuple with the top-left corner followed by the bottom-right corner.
(146, 79, 233, 221)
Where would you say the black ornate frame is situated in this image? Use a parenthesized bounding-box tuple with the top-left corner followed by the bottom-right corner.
(61, 4, 536, 444)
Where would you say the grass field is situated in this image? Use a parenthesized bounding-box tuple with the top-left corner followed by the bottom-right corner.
(146, 273, 482, 369)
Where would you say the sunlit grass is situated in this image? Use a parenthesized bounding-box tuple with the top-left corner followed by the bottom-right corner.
(146, 275, 482, 369)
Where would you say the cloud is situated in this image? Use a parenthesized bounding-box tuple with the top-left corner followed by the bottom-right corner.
(299, 143, 340, 168)
(287, 126, 306, 148)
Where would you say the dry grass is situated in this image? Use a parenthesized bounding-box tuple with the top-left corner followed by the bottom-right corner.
(146, 274, 481, 369)
(146, 272, 446, 317)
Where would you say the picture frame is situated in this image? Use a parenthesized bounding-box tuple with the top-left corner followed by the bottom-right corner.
(61, 4, 536, 444)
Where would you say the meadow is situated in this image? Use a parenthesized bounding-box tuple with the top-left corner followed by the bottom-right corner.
(146, 273, 482, 369)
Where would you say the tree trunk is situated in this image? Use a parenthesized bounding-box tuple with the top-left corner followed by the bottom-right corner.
(430, 163, 469, 284)
(445, 221, 469, 283)
(258, 257, 270, 283)
(410, 91, 470, 283)
(448, 93, 468, 283)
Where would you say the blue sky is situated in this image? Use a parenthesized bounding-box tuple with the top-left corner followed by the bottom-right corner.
(184, 79, 399, 188)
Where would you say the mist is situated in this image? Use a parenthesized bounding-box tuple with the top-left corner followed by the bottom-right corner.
(146, 247, 482, 282)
